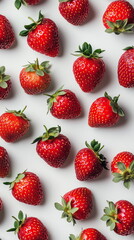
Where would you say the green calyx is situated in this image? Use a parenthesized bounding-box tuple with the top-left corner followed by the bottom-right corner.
(0, 66, 10, 89)
(101, 201, 119, 231)
(59, 0, 70, 2)
(32, 125, 61, 143)
(14, 0, 27, 9)
(20, 11, 44, 36)
(123, 46, 134, 51)
(104, 92, 125, 117)
(5, 106, 30, 121)
(69, 234, 80, 240)
(73, 42, 105, 58)
(3, 171, 26, 189)
(112, 160, 134, 189)
(54, 198, 79, 225)
(105, 19, 134, 35)
(24, 58, 51, 76)
(7, 210, 27, 233)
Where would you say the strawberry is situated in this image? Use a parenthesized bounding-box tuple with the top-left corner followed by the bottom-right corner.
(20, 11, 60, 57)
(111, 151, 134, 189)
(0, 66, 11, 100)
(0, 14, 15, 49)
(0, 198, 2, 211)
(75, 139, 108, 181)
(102, 0, 134, 34)
(15, 0, 41, 9)
(101, 200, 134, 235)
(33, 125, 71, 168)
(0, 146, 10, 178)
(69, 228, 107, 240)
(20, 59, 51, 95)
(4, 171, 43, 205)
(46, 86, 81, 119)
(7, 210, 48, 240)
(73, 42, 105, 92)
(0, 106, 30, 143)
(55, 187, 93, 224)
(88, 92, 124, 127)
(118, 46, 134, 87)
(59, 0, 90, 25)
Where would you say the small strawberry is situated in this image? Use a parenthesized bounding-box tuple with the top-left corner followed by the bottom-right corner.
(4, 171, 43, 205)
(101, 200, 134, 235)
(7, 210, 48, 240)
(20, 59, 51, 95)
(0, 14, 15, 49)
(59, 0, 90, 25)
(55, 187, 93, 224)
(75, 139, 108, 181)
(33, 125, 71, 168)
(0, 146, 10, 178)
(73, 42, 105, 92)
(0, 66, 11, 100)
(46, 86, 81, 119)
(88, 92, 124, 127)
(118, 46, 134, 87)
(102, 0, 134, 34)
(69, 228, 107, 240)
(15, 0, 41, 9)
(20, 11, 60, 57)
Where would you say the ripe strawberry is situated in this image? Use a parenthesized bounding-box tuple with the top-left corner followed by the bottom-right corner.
(88, 92, 124, 127)
(55, 187, 93, 224)
(0, 14, 15, 49)
(0, 66, 11, 100)
(0, 106, 30, 142)
(15, 0, 41, 9)
(75, 139, 108, 181)
(69, 228, 107, 240)
(118, 46, 134, 87)
(20, 59, 51, 95)
(102, 0, 134, 34)
(20, 11, 60, 57)
(7, 210, 48, 240)
(46, 86, 81, 119)
(4, 171, 43, 205)
(73, 42, 105, 92)
(33, 125, 71, 168)
(101, 200, 134, 235)
(0, 198, 2, 211)
(59, 0, 90, 25)
(0, 146, 10, 178)
(111, 151, 134, 189)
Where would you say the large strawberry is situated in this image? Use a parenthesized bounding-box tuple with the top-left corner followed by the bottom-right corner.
(20, 59, 51, 95)
(101, 200, 134, 235)
(33, 125, 71, 168)
(0, 106, 30, 142)
(4, 171, 43, 205)
(118, 46, 134, 87)
(75, 139, 108, 181)
(88, 92, 124, 127)
(0, 146, 10, 178)
(0, 14, 15, 49)
(102, 0, 134, 34)
(15, 0, 41, 9)
(69, 228, 107, 240)
(59, 0, 90, 25)
(20, 11, 60, 57)
(46, 86, 81, 119)
(111, 151, 134, 189)
(55, 187, 93, 225)
(73, 42, 105, 92)
(0, 66, 11, 100)
(7, 210, 48, 240)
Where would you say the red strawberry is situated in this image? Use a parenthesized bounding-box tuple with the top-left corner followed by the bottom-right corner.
(55, 187, 93, 224)
(88, 92, 124, 127)
(73, 42, 105, 92)
(0, 66, 11, 100)
(118, 46, 134, 87)
(75, 139, 108, 181)
(20, 59, 51, 95)
(102, 0, 134, 34)
(7, 210, 48, 240)
(46, 86, 81, 119)
(0, 198, 3, 211)
(59, 0, 90, 25)
(101, 200, 134, 235)
(0, 14, 15, 49)
(111, 151, 134, 189)
(69, 228, 107, 240)
(0, 106, 30, 142)
(15, 0, 41, 9)
(20, 11, 60, 57)
(4, 171, 43, 205)
(0, 146, 10, 178)
(33, 125, 71, 168)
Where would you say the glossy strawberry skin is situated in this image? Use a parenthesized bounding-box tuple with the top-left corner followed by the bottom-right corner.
(25, 0, 41, 5)
(0, 80, 11, 100)
(111, 151, 134, 174)
(0, 15, 15, 49)
(80, 228, 107, 240)
(0, 146, 10, 178)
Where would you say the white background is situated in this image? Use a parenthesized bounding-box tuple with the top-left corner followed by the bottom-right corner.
(0, 0, 133, 239)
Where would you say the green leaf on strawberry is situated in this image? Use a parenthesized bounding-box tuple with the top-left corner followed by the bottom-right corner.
(0, 66, 10, 89)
